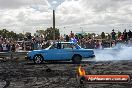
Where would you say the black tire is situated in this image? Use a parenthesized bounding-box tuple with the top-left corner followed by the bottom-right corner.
(33, 54, 43, 64)
(72, 55, 82, 64)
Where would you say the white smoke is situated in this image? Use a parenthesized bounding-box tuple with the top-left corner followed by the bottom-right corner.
(94, 44, 132, 61)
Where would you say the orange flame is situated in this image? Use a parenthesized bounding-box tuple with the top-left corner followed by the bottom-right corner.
(78, 66, 86, 76)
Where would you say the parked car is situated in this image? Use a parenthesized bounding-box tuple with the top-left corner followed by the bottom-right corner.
(25, 42, 95, 64)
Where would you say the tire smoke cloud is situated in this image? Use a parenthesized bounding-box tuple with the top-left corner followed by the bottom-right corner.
(94, 44, 132, 61)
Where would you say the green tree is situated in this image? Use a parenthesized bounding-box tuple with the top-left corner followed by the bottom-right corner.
(8, 31, 15, 38)
(87, 33, 92, 38)
(0, 29, 18, 40)
(17, 33, 24, 40)
(91, 33, 96, 38)
(1, 29, 9, 38)
(36, 30, 45, 36)
(44, 27, 60, 40)
(25, 32, 31, 40)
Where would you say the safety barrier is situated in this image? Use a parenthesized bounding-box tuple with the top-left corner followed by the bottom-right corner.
(0, 51, 28, 60)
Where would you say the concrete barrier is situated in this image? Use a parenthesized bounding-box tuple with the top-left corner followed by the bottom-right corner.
(0, 51, 29, 60)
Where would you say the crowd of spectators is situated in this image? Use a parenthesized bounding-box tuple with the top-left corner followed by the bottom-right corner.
(62, 31, 105, 49)
(111, 29, 132, 41)
(64, 30, 132, 49)
(110, 29, 132, 47)
(0, 36, 52, 52)
(0, 29, 132, 52)
(0, 38, 15, 52)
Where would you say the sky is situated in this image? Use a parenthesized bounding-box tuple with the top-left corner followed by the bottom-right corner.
(0, 0, 132, 35)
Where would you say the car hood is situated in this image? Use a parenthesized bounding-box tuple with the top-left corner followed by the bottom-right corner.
(32, 49, 48, 53)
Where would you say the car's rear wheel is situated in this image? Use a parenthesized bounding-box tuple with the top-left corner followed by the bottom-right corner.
(72, 55, 82, 64)
(33, 54, 43, 64)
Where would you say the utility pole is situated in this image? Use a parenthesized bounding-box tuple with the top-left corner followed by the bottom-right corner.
(23, 30, 26, 51)
(53, 10, 55, 41)
(80, 27, 83, 33)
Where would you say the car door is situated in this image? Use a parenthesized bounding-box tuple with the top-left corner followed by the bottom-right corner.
(44, 43, 62, 60)
(59, 43, 74, 60)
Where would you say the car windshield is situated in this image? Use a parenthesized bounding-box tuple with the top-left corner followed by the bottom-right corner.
(74, 43, 81, 49)
(45, 45, 52, 50)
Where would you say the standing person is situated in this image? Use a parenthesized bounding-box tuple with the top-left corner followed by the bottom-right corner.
(31, 40, 34, 50)
(128, 30, 132, 39)
(70, 37, 77, 43)
(11, 43, 15, 52)
(0, 42, 2, 52)
(128, 38, 132, 46)
(65, 35, 69, 42)
(90, 39, 95, 49)
(111, 29, 116, 40)
(123, 29, 128, 41)
(34, 40, 38, 50)
(95, 40, 100, 49)
(37, 42, 42, 50)
(111, 40, 116, 47)
(42, 42, 46, 49)
(2, 42, 8, 52)
(0, 39, 3, 52)
(45, 41, 50, 48)
(70, 31, 74, 38)
(15, 43, 20, 52)
(6, 42, 11, 52)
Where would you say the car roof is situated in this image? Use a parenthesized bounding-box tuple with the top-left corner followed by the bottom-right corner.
(55, 42, 75, 44)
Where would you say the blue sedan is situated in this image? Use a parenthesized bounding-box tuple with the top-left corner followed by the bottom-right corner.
(26, 42, 95, 64)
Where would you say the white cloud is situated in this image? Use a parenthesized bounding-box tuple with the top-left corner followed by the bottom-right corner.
(0, 0, 49, 9)
(0, 0, 132, 35)
(56, 0, 132, 34)
(0, 0, 52, 33)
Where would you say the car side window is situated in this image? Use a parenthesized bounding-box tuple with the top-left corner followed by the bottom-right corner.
(71, 44, 76, 49)
(50, 44, 57, 49)
(50, 43, 61, 49)
(62, 43, 76, 49)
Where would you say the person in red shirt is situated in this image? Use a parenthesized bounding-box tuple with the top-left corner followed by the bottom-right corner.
(70, 31, 74, 38)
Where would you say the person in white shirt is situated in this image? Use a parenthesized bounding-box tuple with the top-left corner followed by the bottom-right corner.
(128, 38, 132, 46)
(2, 42, 8, 52)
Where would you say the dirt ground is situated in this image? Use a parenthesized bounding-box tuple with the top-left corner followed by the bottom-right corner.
(0, 59, 132, 88)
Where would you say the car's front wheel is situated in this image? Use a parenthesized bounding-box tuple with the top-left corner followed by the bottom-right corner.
(33, 54, 43, 64)
(72, 55, 82, 64)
